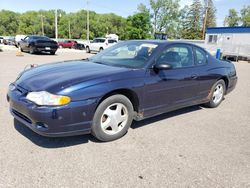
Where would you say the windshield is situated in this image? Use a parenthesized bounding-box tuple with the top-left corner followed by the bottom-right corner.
(89, 41, 159, 68)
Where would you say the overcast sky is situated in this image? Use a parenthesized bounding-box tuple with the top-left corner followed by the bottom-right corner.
(0, 0, 249, 26)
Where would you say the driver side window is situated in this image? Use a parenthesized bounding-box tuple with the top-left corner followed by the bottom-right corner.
(157, 45, 194, 69)
(24, 36, 29, 41)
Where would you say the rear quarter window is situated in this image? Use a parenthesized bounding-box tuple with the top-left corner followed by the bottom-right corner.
(194, 47, 207, 65)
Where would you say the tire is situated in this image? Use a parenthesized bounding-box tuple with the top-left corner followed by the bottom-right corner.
(99, 47, 103, 52)
(86, 46, 90, 53)
(29, 46, 35, 54)
(204, 79, 226, 108)
(50, 51, 56, 55)
(92, 95, 134, 142)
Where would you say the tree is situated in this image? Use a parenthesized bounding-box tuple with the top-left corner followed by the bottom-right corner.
(224, 9, 240, 27)
(203, 0, 216, 28)
(0, 10, 19, 35)
(137, 3, 150, 14)
(126, 12, 151, 39)
(150, 0, 164, 34)
(149, 0, 180, 38)
(241, 5, 250, 26)
(184, 0, 203, 39)
(179, 5, 190, 39)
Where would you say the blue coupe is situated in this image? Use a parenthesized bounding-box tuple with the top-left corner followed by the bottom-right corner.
(7, 41, 237, 141)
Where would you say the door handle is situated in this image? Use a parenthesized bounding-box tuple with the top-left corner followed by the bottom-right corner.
(191, 74, 198, 79)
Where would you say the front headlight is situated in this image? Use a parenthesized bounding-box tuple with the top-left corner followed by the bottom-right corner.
(26, 91, 71, 106)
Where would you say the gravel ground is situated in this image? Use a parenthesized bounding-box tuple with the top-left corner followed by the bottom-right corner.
(0, 50, 250, 188)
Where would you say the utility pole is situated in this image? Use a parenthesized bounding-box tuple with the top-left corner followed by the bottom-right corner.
(55, 9, 58, 41)
(202, 0, 209, 40)
(86, 0, 90, 41)
(68, 21, 71, 39)
(40, 15, 45, 36)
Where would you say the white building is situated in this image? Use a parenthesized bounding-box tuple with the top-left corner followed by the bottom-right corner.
(205, 27, 250, 60)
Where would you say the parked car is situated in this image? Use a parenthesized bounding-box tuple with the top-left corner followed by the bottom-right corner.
(85, 38, 117, 53)
(0, 37, 3, 44)
(3, 36, 15, 45)
(7, 41, 237, 141)
(58, 40, 77, 48)
(15, 35, 26, 47)
(73, 43, 85, 50)
(19, 35, 58, 55)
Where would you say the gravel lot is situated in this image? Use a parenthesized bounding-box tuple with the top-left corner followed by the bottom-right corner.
(0, 49, 250, 187)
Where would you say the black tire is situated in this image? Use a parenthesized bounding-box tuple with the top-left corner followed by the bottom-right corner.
(50, 51, 56, 55)
(204, 79, 226, 108)
(86, 46, 90, 53)
(99, 47, 103, 52)
(29, 46, 35, 54)
(92, 95, 134, 142)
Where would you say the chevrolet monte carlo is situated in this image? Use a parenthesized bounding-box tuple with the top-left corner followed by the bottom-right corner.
(7, 41, 237, 141)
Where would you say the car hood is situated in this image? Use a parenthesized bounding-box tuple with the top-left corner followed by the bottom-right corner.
(15, 60, 134, 92)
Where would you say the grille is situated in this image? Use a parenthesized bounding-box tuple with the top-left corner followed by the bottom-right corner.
(12, 109, 32, 124)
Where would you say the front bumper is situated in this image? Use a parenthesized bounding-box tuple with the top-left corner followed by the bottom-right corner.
(7, 85, 97, 137)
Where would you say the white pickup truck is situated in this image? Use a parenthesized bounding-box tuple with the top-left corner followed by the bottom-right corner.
(85, 38, 117, 53)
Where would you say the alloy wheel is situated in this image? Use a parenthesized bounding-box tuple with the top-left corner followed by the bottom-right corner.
(212, 83, 224, 104)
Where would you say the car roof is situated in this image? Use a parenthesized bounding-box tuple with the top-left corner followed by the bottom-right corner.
(28, 35, 49, 38)
(127, 40, 204, 49)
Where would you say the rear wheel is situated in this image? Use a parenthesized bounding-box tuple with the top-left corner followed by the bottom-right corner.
(50, 51, 56, 55)
(19, 46, 23, 52)
(86, 46, 90, 53)
(92, 95, 134, 142)
(205, 79, 226, 108)
(99, 47, 103, 52)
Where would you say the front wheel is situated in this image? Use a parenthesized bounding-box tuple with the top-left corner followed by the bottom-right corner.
(205, 79, 226, 108)
(92, 95, 134, 142)
(29, 46, 35, 54)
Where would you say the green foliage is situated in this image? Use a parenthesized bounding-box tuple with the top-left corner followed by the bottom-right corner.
(203, 0, 216, 28)
(150, 0, 180, 38)
(180, 0, 203, 39)
(126, 12, 151, 39)
(224, 9, 240, 27)
(241, 6, 250, 26)
(0, 9, 129, 40)
(0, 10, 19, 35)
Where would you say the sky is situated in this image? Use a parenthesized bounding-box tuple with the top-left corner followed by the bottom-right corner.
(0, 0, 249, 26)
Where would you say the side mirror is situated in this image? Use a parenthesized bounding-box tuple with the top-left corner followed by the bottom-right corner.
(154, 63, 172, 71)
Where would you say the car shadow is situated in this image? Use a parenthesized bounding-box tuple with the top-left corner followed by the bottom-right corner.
(14, 119, 100, 148)
(131, 105, 203, 129)
(14, 105, 203, 148)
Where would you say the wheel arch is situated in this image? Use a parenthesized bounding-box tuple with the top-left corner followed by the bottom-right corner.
(219, 76, 229, 90)
(96, 89, 140, 113)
